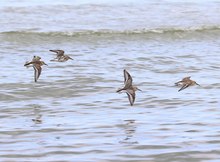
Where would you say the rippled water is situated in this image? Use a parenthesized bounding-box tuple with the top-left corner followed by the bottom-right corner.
(1, 0, 220, 161)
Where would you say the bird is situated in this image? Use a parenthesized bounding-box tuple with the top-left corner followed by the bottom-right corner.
(24, 58, 48, 82)
(49, 50, 73, 62)
(175, 76, 200, 92)
(117, 69, 141, 106)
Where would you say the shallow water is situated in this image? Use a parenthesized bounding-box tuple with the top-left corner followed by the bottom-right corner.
(1, 0, 220, 161)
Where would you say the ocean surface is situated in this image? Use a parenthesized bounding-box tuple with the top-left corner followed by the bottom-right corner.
(1, 0, 220, 161)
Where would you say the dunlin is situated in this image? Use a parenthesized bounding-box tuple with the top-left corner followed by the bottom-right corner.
(175, 76, 200, 92)
(24, 57, 48, 82)
(117, 69, 141, 106)
(49, 50, 73, 62)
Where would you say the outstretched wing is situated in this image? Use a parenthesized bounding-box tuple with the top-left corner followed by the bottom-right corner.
(182, 76, 191, 81)
(49, 50, 64, 57)
(175, 76, 191, 86)
(33, 64, 42, 82)
(24, 61, 34, 66)
(124, 69, 133, 89)
(66, 55, 73, 60)
(178, 83, 190, 92)
(126, 89, 135, 106)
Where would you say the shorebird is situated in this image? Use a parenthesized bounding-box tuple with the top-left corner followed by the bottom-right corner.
(117, 69, 141, 106)
(49, 50, 73, 62)
(24, 57, 48, 82)
(175, 76, 200, 92)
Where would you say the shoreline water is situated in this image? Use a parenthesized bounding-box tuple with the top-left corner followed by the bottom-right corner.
(0, 0, 220, 161)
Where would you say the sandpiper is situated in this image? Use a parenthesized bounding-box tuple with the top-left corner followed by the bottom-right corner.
(24, 57, 48, 82)
(117, 69, 141, 106)
(49, 50, 73, 62)
(175, 76, 200, 92)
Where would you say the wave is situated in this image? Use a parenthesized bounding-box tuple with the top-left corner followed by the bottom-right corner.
(2, 25, 220, 37)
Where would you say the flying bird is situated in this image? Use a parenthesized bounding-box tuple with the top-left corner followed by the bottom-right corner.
(117, 69, 141, 106)
(175, 76, 200, 92)
(24, 58, 48, 82)
(49, 50, 73, 62)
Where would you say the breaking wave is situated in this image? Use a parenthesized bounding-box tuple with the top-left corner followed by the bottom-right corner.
(2, 25, 220, 37)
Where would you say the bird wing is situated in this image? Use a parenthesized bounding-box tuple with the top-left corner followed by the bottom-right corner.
(24, 61, 34, 66)
(33, 64, 42, 82)
(178, 83, 190, 92)
(123, 69, 133, 89)
(175, 76, 191, 86)
(182, 76, 191, 81)
(67, 55, 73, 60)
(126, 89, 135, 106)
(50, 50, 64, 56)
(41, 61, 48, 66)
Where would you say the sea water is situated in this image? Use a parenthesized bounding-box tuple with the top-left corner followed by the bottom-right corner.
(0, 0, 220, 161)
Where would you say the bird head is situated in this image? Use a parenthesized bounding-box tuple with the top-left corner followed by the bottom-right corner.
(134, 86, 142, 91)
(33, 56, 41, 60)
(195, 82, 200, 86)
(67, 56, 73, 60)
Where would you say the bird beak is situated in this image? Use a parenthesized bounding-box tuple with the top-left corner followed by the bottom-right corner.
(24, 62, 29, 66)
(137, 88, 142, 91)
(196, 82, 200, 86)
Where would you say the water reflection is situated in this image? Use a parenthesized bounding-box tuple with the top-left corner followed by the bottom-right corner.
(30, 104, 43, 124)
(119, 119, 138, 144)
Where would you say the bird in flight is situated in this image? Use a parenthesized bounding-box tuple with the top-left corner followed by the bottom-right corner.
(117, 69, 141, 106)
(49, 50, 73, 62)
(24, 57, 48, 82)
(175, 76, 200, 92)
